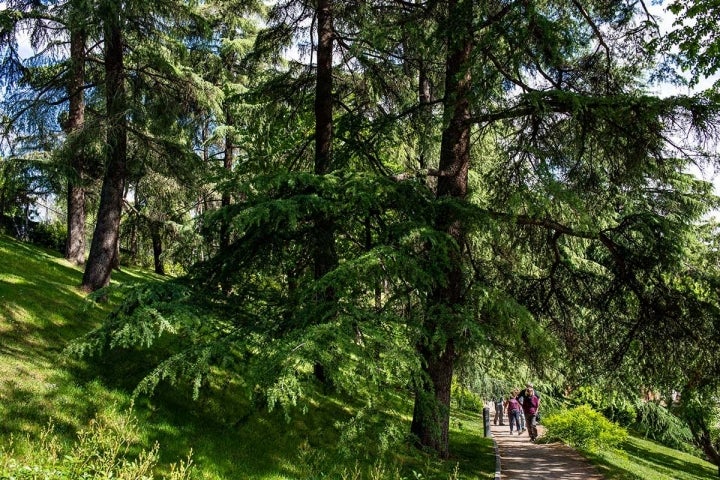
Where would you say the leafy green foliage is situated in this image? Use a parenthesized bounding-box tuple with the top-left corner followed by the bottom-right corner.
(542, 404, 628, 452)
(451, 382, 484, 413)
(569, 385, 637, 427)
(67, 171, 454, 451)
(665, 0, 720, 91)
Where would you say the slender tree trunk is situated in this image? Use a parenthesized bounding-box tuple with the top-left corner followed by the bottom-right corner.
(65, 26, 87, 265)
(129, 187, 138, 262)
(82, 11, 127, 292)
(151, 221, 165, 275)
(418, 60, 432, 170)
(410, 0, 473, 459)
(220, 125, 234, 250)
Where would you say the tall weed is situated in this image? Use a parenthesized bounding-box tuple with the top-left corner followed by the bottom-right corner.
(0, 409, 193, 479)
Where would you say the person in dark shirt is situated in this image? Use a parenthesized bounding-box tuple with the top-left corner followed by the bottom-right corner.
(518, 383, 541, 441)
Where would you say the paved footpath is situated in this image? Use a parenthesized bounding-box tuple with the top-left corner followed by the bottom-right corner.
(490, 423, 606, 479)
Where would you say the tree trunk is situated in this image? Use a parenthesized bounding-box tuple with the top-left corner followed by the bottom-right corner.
(314, 0, 333, 177)
(82, 12, 127, 292)
(417, 60, 432, 171)
(220, 126, 234, 250)
(311, 0, 338, 385)
(410, 0, 473, 459)
(312, 0, 338, 289)
(127, 187, 139, 262)
(411, 337, 455, 457)
(151, 221, 165, 276)
(65, 26, 87, 265)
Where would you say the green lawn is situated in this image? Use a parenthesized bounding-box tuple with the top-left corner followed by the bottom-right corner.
(5, 233, 714, 479)
(0, 233, 495, 479)
(586, 434, 718, 480)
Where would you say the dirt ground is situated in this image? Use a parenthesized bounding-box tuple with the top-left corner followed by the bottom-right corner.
(490, 422, 606, 479)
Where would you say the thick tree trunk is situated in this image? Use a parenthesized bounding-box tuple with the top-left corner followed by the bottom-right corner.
(411, 337, 455, 457)
(65, 27, 87, 265)
(311, 0, 337, 385)
(82, 14, 127, 292)
(410, 0, 473, 459)
(312, 0, 338, 287)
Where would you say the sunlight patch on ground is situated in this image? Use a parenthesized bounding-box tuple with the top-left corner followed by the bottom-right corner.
(0, 301, 32, 324)
(0, 274, 30, 285)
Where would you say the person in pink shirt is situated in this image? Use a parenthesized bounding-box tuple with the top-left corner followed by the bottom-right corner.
(506, 389, 523, 434)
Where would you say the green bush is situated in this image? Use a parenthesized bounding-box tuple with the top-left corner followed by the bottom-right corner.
(542, 404, 628, 451)
(29, 220, 68, 253)
(568, 385, 637, 427)
(451, 383, 484, 412)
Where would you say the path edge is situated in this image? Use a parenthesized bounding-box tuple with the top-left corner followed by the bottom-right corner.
(492, 432, 501, 480)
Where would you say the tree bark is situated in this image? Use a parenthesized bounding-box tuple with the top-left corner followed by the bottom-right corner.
(411, 337, 456, 457)
(65, 26, 87, 265)
(314, 0, 333, 177)
(312, 0, 338, 289)
(220, 124, 234, 250)
(151, 221, 165, 275)
(82, 11, 127, 292)
(311, 0, 338, 385)
(410, 0, 473, 459)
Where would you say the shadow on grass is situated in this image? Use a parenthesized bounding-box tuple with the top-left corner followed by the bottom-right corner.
(583, 436, 718, 480)
(621, 439, 716, 479)
(1, 235, 497, 479)
(0, 234, 160, 356)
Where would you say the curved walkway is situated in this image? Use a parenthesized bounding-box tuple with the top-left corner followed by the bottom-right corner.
(490, 423, 606, 479)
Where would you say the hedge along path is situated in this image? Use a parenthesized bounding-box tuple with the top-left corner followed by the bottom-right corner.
(489, 423, 606, 479)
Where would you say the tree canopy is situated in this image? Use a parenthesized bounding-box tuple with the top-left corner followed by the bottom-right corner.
(3, 0, 720, 464)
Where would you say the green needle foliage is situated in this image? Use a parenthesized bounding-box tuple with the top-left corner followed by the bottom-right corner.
(35, 0, 720, 464)
(69, 169, 545, 459)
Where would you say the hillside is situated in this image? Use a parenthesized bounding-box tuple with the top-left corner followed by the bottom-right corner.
(0, 234, 495, 479)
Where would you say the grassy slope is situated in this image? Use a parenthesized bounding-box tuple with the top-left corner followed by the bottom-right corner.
(0, 233, 153, 438)
(0, 234, 495, 479)
(587, 435, 718, 480)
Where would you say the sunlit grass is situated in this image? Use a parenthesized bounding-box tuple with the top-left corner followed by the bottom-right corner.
(585, 434, 718, 480)
(3, 232, 718, 479)
(0, 233, 497, 479)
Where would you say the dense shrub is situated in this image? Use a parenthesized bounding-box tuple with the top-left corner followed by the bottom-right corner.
(29, 220, 68, 253)
(0, 215, 67, 253)
(542, 404, 628, 451)
(568, 385, 637, 427)
(452, 383, 484, 413)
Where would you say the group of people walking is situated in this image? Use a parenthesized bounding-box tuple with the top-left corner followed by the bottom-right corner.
(493, 383, 541, 442)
